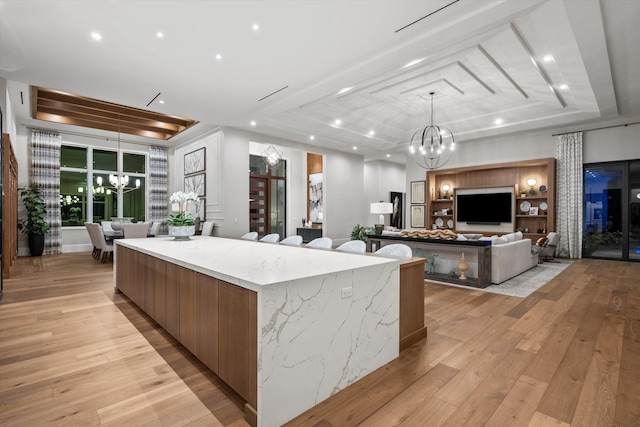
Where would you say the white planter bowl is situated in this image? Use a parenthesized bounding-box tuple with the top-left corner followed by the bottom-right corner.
(168, 225, 195, 240)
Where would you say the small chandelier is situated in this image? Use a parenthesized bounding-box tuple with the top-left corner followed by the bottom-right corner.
(409, 92, 456, 170)
(262, 144, 283, 169)
(96, 121, 140, 194)
(96, 172, 140, 194)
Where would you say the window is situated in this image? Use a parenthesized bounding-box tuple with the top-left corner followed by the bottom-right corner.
(60, 145, 147, 226)
(60, 146, 88, 226)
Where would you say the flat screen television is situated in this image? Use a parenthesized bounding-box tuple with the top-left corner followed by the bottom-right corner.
(456, 192, 512, 224)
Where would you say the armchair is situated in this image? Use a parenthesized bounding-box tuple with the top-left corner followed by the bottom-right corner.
(536, 232, 560, 261)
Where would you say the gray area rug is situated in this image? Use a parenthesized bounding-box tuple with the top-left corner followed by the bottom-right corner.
(427, 260, 573, 298)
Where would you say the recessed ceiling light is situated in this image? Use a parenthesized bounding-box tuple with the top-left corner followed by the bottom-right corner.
(495, 118, 503, 125)
(404, 58, 424, 68)
(250, 121, 256, 126)
(543, 54, 554, 62)
(91, 32, 102, 41)
(386, 154, 391, 158)
(368, 130, 375, 136)
(252, 24, 259, 31)
(215, 54, 222, 60)
(352, 146, 357, 150)
(159, 100, 165, 104)
(334, 119, 341, 126)
(337, 87, 352, 95)
(156, 32, 164, 39)
(309, 135, 315, 140)
(559, 84, 569, 90)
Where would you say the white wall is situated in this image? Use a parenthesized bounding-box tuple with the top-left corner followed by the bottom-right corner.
(364, 160, 406, 226)
(222, 127, 367, 244)
(583, 123, 640, 163)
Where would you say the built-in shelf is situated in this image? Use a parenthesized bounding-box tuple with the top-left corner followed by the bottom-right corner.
(426, 157, 555, 237)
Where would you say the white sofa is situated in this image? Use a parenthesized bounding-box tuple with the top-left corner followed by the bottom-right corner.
(459, 231, 538, 284)
(490, 236, 539, 284)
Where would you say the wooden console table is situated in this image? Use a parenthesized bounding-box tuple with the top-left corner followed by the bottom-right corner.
(367, 234, 492, 288)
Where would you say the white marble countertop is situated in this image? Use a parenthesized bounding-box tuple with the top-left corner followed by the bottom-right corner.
(115, 236, 398, 291)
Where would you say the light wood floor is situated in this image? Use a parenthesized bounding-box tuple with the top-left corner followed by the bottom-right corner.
(1, 254, 638, 426)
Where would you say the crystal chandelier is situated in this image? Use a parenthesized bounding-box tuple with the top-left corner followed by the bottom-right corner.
(262, 144, 283, 169)
(409, 92, 456, 170)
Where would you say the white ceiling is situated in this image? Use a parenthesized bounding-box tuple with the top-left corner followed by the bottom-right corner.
(1, 0, 639, 163)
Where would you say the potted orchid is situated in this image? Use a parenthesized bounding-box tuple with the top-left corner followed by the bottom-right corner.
(167, 191, 199, 240)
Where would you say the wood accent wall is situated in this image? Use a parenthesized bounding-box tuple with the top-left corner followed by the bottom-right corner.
(115, 245, 258, 410)
(426, 158, 556, 239)
(3, 133, 18, 279)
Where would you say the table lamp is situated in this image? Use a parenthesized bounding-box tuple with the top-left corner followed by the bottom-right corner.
(370, 201, 393, 234)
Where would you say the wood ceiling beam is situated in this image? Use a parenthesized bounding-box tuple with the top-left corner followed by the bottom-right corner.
(31, 86, 198, 140)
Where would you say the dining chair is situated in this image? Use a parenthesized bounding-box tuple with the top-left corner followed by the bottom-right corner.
(259, 233, 280, 243)
(87, 222, 114, 263)
(201, 221, 215, 236)
(240, 231, 258, 241)
(375, 243, 412, 258)
(101, 221, 114, 233)
(336, 240, 366, 253)
(280, 235, 303, 246)
(124, 222, 150, 238)
(85, 222, 101, 259)
(306, 237, 333, 249)
(148, 222, 160, 236)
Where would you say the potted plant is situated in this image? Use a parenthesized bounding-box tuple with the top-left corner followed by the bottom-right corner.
(69, 206, 82, 223)
(167, 191, 199, 240)
(351, 224, 374, 242)
(18, 183, 50, 256)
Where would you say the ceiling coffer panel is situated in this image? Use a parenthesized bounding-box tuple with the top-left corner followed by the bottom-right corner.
(31, 87, 198, 140)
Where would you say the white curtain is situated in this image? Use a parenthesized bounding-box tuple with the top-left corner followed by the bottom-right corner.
(556, 132, 583, 258)
(31, 130, 62, 254)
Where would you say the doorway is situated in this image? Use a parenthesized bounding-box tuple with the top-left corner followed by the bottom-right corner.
(583, 159, 640, 261)
(249, 155, 286, 238)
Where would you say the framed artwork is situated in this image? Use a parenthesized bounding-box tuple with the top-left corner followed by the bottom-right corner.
(410, 205, 425, 228)
(411, 181, 425, 204)
(184, 147, 205, 175)
(529, 207, 539, 215)
(308, 172, 323, 222)
(390, 191, 404, 229)
(184, 172, 206, 197)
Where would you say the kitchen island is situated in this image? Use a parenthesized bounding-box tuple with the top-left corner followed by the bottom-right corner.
(114, 236, 402, 427)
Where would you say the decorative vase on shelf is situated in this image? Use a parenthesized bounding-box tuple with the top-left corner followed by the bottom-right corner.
(168, 225, 196, 241)
(457, 252, 469, 280)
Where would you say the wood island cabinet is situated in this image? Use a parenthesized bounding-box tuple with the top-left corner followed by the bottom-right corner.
(115, 245, 257, 409)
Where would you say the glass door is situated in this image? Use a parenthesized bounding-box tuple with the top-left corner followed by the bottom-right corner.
(584, 164, 623, 259)
(583, 160, 639, 261)
(629, 161, 640, 260)
(249, 154, 286, 238)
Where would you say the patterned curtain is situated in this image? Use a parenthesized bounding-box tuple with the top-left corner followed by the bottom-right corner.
(149, 146, 169, 235)
(31, 130, 62, 255)
(556, 132, 583, 258)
